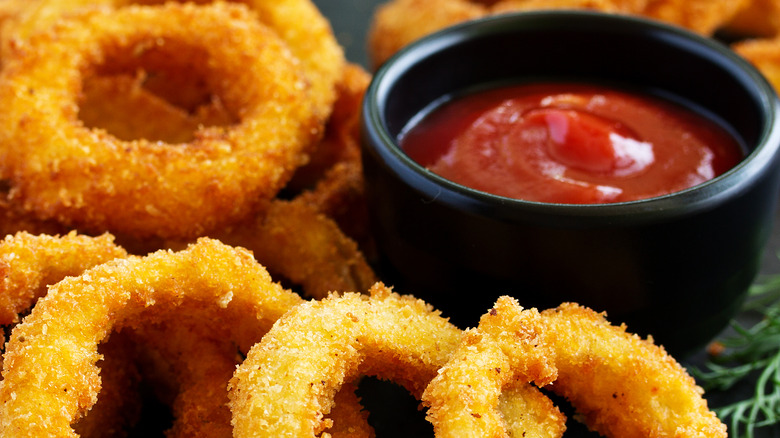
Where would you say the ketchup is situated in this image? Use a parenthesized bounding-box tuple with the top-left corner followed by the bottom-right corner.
(400, 83, 744, 204)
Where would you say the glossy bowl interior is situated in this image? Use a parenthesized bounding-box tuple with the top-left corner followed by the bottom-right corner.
(361, 11, 780, 355)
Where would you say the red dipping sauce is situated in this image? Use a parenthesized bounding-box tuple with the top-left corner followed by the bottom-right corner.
(400, 83, 745, 204)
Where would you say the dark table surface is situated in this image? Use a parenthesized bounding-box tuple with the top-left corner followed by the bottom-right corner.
(312, 0, 780, 436)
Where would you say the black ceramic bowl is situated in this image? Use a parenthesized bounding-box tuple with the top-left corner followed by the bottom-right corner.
(361, 10, 780, 355)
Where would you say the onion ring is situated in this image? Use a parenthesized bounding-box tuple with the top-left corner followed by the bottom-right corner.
(0, 3, 321, 239)
(422, 296, 727, 437)
(228, 284, 567, 437)
(228, 285, 462, 436)
(72, 332, 142, 438)
(128, 319, 241, 438)
(2, 0, 345, 118)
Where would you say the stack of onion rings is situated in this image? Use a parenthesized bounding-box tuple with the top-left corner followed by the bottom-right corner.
(0, 233, 727, 435)
(0, 0, 734, 434)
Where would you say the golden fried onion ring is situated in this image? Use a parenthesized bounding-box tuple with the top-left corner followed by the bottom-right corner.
(0, 3, 321, 240)
(2, 0, 345, 118)
(422, 296, 727, 437)
(229, 286, 462, 436)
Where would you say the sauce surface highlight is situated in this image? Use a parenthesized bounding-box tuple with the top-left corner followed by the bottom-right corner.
(400, 83, 744, 204)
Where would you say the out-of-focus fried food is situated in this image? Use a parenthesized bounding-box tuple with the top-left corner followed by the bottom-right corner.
(368, 0, 485, 69)
(733, 35, 780, 91)
(642, 0, 750, 35)
(0, 190, 66, 237)
(367, 0, 634, 68)
(367, 0, 754, 68)
(423, 296, 727, 438)
(290, 63, 373, 246)
(0, 0, 25, 38)
(491, 0, 626, 14)
(288, 63, 369, 195)
(723, 0, 780, 38)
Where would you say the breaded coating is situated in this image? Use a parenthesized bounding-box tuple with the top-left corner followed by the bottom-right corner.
(0, 238, 304, 436)
(542, 302, 726, 437)
(290, 63, 372, 246)
(423, 296, 727, 438)
(1, 0, 345, 117)
(214, 198, 377, 300)
(229, 285, 463, 436)
(422, 297, 565, 438)
(0, 192, 68, 243)
(0, 3, 321, 240)
(0, 231, 139, 438)
(130, 319, 238, 438)
(229, 284, 558, 437)
(0, 231, 127, 325)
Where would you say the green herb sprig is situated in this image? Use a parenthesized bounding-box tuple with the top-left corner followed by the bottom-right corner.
(692, 275, 780, 438)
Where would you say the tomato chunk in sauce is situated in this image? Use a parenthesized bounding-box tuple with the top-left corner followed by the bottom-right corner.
(400, 83, 744, 204)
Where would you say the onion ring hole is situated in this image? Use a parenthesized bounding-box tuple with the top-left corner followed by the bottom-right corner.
(78, 42, 238, 144)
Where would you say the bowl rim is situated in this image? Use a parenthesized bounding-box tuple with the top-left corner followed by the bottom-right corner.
(362, 10, 780, 223)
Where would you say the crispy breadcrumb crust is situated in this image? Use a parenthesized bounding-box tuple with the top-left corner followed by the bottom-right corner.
(0, 3, 321, 239)
(0, 238, 303, 436)
(423, 297, 727, 438)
